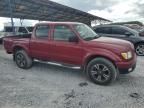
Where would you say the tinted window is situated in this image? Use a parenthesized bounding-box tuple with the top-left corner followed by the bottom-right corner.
(54, 25, 75, 41)
(18, 27, 28, 33)
(95, 27, 111, 34)
(5, 27, 15, 32)
(35, 25, 49, 38)
(112, 27, 131, 35)
(27, 27, 34, 32)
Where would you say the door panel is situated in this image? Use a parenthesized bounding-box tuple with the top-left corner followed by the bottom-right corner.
(52, 41, 83, 65)
(50, 25, 83, 65)
(30, 25, 52, 60)
(30, 39, 52, 60)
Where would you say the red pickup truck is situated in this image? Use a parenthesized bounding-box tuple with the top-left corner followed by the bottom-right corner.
(3, 22, 137, 85)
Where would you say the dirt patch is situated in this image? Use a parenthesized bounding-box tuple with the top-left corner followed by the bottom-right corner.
(64, 89, 76, 101)
(129, 93, 141, 99)
(78, 82, 88, 87)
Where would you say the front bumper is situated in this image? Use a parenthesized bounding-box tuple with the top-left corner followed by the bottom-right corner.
(116, 53, 137, 74)
(118, 63, 136, 74)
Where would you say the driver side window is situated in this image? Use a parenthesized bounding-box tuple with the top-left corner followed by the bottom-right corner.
(54, 25, 76, 41)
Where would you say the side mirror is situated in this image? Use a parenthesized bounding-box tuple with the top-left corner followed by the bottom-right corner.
(69, 36, 79, 43)
(125, 32, 132, 37)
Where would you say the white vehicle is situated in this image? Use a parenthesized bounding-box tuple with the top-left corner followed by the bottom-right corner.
(4, 26, 34, 36)
(0, 26, 33, 44)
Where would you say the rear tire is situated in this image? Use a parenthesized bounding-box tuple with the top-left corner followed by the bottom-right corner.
(86, 58, 118, 85)
(14, 50, 33, 69)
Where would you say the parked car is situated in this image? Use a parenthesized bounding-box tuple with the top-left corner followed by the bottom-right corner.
(124, 24, 142, 32)
(0, 26, 34, 44)
(0, 32, 5, 44)
(93, 25, 144, 56)
(4, 26, 34, 34)
(3, 22, 137, 85)
(139, 28, 144, 37)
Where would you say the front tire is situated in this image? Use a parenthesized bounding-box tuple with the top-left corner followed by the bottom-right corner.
(15, 50, 33, 69)
(86, 58, 118, 85)
(135, 43, 144, 56)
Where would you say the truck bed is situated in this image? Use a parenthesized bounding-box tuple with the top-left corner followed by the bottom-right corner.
(6, 33, 31, 38)
(3, 33, 31, 54)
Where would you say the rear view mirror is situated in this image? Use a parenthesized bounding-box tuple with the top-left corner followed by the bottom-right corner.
(69, 36, 79, 43)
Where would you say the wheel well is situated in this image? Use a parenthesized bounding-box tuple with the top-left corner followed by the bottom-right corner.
(85, 55, 117, 68)
(13, 46, 24, 54)
(13, 46, 24, 61)
(134, 42, 144, 48)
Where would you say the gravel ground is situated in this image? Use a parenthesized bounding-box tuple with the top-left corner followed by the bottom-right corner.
(0, 45, 144, 108)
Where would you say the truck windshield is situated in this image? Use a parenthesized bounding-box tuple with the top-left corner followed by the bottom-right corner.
(74, 24, 99, 41)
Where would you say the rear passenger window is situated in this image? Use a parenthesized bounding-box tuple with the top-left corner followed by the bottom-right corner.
(95, 27, 111, 34)
(35, 25, 49, 38)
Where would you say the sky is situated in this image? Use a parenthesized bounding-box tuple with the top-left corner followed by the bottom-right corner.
(0, 0, 144, 30)
(51, 0, 144, 22)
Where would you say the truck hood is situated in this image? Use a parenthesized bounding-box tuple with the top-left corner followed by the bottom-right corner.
(89, 37, 133, 52)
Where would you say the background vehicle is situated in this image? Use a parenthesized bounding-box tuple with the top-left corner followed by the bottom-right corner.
(124, 24, 142, 32)
(0, 32, 6, 44)
(139, 28, 144, 37)
(4, 26, 34, 35)
(3, 22, 137, 85)
(93, 25, 144, 56)
(0, 26, 33, 44)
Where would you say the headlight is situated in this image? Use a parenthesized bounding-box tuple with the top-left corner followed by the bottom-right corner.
(121, 51, 132, 60)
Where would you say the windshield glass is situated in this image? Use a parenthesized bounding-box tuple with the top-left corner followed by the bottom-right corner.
(74, 24, 99, 41)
